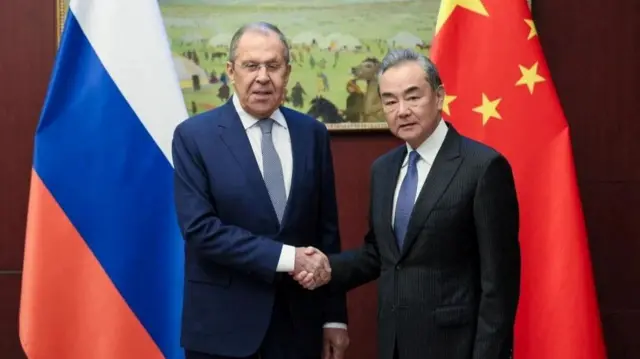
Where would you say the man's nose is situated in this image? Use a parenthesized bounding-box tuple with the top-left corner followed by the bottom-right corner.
(256, 66, 270, 83)
(398, 101, 411, 117)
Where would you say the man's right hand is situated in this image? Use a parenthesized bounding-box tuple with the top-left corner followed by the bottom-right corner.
(292, 246, 331, 289)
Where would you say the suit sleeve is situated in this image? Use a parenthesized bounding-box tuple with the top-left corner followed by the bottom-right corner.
(172, 124, 283, 284)
(472, 155, 521, 359)
(329, 163, 381, 292)
(315, 127, 349, 325)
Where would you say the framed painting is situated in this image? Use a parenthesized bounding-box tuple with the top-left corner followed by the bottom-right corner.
(56, 0, 439, 131)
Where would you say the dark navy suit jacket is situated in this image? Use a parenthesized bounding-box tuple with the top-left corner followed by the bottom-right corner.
(172, 99, 348, 357)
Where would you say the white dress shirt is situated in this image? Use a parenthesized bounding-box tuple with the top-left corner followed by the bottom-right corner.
(232, 96, 346, 329)
(392, 119, 448, 226)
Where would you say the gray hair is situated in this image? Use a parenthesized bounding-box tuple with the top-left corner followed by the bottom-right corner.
(377, 48, 442, 91)
(228, 22, 290, 64)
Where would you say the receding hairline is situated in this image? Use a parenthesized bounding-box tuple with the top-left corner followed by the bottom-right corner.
(239, 26, 280, 39)
(228, 22, 290, 63)
(235, 28, 285, 49)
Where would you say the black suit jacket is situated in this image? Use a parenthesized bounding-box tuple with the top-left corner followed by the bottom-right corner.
(330, 123, 520, 359)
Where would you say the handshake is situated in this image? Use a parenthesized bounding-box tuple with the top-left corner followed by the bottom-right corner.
(289, 247, 331, 290)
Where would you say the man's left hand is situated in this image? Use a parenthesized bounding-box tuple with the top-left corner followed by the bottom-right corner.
(323, 328, 349, 359)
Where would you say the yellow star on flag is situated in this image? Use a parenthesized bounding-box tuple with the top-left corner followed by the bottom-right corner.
(473, 93, 502, 125)
(442, 95, 456, 116)
(525, 19, 537, 40)
(435, 0, 489, 34)
(516, 62, 545, 94)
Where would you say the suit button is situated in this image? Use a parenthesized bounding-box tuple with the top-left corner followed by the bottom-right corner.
(396, 265, 401, 270)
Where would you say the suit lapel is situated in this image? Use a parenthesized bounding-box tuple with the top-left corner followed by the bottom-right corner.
(379, 147, 406, 260)
(217, 101, 278, 223)
(279, 108, 309, 225)
(400, 127, 463, 258)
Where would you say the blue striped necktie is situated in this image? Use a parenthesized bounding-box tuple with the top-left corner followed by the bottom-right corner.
(258, 119, 287, 223)
(393, 150, 420, 249)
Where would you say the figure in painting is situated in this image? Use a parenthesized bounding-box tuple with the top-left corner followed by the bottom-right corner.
(343, 79, 364, 123)
(290, 81, 307, 109)
(307, 96, 345, 124)
(351, 57, 384, 122)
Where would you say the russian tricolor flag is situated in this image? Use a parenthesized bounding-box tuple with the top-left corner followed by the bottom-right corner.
(19, 1, 187, 358)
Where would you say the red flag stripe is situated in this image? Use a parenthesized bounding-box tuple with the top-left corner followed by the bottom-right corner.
(19, 170, 164, 359)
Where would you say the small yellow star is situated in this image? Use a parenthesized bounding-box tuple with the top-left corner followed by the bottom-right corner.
(435, 0, 489, 34)
(472, 93, 502, 125)
(515, 62, 545, 94)
(442, 95, 457, 116)
(525, 19, 537, 40)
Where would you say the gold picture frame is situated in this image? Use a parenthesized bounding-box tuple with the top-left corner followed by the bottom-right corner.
(55, 0, 439, 132)
(56, 0, 67, 45)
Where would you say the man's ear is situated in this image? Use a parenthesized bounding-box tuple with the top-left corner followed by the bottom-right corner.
(435, 85, 445, 111)
(283, 63, 292, 87)
(226, 61, 235, 83)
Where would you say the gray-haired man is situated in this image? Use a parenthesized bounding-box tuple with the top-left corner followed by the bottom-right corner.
(296, 49, 521, 359)
(174, 22, 349, 359)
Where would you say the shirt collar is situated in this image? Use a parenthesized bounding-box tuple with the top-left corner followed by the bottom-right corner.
(232, 94, 287, 130)
(403, 118, 448, 167)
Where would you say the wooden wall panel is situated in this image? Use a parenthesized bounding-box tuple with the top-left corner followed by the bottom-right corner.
(0, 275, 24, 359)
(533, 0, 640, 358)
(331, 133, 401, 359)
(0, 0, 55, 356)
(0, 0, 55, 271)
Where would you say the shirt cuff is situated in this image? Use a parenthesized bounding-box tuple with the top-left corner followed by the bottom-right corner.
(323, 322, 348, 329)
(275, 244, 295, 272)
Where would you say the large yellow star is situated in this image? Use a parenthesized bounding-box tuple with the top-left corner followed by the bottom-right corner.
(435, 0, 489, 34)
(442, 95, 456, 116)
(525, 19, 537, 40)
(472, 93, 502, 125)
(515, 62, 545, 94)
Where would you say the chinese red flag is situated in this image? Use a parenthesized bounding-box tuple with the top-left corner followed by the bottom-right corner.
(430, 0, 608, 358)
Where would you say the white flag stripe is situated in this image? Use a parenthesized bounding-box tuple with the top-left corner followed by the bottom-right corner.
(70, 0, 188, 165)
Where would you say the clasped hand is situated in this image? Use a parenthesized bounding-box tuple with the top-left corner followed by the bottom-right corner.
(290, 246, 331, 290)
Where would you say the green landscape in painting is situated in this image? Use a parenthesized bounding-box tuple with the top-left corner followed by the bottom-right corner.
(60, 0, 440, 130)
